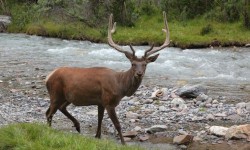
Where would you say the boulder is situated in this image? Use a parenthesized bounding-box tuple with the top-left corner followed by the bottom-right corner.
(225, 124, 250, 140)
(176, 84, 207, 98)
(209, 126, 229, 136)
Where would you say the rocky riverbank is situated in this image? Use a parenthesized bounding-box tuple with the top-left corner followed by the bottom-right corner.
(0, 73, 249, 150)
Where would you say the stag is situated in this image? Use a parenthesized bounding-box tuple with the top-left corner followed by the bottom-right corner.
(45, 12, 170, 144)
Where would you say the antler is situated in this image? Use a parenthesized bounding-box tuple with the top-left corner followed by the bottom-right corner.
(144, 11, 170, 57)
(108, 14, 134, 56)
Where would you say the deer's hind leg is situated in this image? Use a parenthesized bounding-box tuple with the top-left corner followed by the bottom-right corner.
(95, 105, 105, 138)
(46, 101, 61, 127)
(46, 94, 66, 127)
(59, 101, 81, 133)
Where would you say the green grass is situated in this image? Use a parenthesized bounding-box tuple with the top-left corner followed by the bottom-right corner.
(6, 7, 250, 48)
(0, 123, 143, 150)
(114, 15, 250, 48)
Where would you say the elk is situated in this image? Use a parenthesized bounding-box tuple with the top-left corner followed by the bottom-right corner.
(45, 11, 170, 145)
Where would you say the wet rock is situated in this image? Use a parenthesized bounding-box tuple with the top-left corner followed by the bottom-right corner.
(209, 126, 229, 136)
(146, 125, 167, 134)
(173, 135, 194, 145)
(245, 43, 250, 47)
(123, 131, 138, 138)
(225, 124, 250, 140)
(175, 84, 207, 98)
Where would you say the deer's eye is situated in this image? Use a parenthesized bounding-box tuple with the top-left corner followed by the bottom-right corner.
(132, 63, 136, 67)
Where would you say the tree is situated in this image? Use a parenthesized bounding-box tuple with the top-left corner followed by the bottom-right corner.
(243, 0, 250, 28)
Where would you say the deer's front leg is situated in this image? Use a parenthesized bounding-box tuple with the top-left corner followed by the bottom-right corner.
(95, 105, 105, 138)
(106, 105, 125, 145)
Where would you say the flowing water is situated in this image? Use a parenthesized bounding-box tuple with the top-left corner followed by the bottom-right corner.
(0, 33, 250, 101)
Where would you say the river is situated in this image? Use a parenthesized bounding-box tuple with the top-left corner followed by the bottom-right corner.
(0, 33, 250, 101)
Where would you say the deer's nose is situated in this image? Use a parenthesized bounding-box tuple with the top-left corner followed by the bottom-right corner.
(136, 72, 143, 77)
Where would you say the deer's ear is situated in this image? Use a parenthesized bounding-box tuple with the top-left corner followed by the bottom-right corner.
(125, 52, 134, 61)
(146, 54, 159, 63)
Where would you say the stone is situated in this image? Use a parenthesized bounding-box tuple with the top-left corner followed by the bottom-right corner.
(206, 114, 215, 120)
(139, 134, 149, 141)
(173, 135, 194, 145)
(236, 102, 246, 109)
(225, 124, 250, 140)
(146, 125, 168, 134)
(245, 43, 250, 47)
(214, 112, 227, 117)
(196, 93, 209, 102)
(123, 131, 138, 138)
(133, 126, 142, 132)
(0, 15, 11, 32)
(212, 99, 219, 104)
(151, 88, 168, 99)
(159, 106, 167, 111)
(171, 98, 187, 110)
(126, 111, 140, 119)
(144, 99, 153, 104)
(124, 137, 132, 142)
(246, 102, 250, 111)
(175, 84, 207, 98)
(209, 126, 229, 136)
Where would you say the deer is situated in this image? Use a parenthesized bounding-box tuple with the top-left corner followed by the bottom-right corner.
(45, 11, 170, 145)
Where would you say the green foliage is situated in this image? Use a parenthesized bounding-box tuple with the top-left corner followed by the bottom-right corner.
(0, 123, 143, 150)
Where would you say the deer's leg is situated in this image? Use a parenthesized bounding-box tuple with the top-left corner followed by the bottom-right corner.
(95, 105, 105, 138)
(59, 101, 81, 133)
(106, 106, 125, 145)
(46, 103, 59, 127)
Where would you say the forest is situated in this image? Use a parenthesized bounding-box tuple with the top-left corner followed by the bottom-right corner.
(1, 0, 250, 48)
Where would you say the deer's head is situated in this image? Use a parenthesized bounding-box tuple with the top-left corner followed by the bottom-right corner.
(108, 12, 170, 79)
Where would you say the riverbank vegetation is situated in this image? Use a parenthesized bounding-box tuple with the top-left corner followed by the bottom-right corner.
(0, 123, 142, 150)
(0, 0, 250, 48)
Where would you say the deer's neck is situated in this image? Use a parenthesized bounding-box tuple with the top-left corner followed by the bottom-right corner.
(118, 68, 142, 97)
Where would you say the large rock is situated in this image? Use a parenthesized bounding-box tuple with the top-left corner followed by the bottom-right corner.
(0, 15, 11, 32)
(176, 84, 207, 98)
(173, 135, 194, 145)
(209, 126, 229, 136)
(225, 124, 250, 140)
